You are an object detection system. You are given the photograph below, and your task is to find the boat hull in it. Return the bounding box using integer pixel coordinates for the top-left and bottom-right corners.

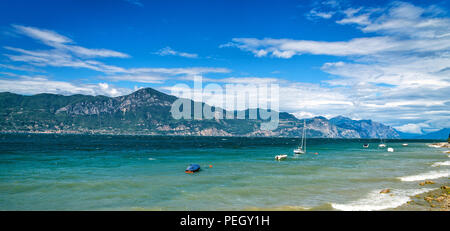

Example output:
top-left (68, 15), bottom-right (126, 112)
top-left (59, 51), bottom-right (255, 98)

top-left (275, 154), bottom-right (287, 160)
top-left (185, 164), bottom-right (200, 173)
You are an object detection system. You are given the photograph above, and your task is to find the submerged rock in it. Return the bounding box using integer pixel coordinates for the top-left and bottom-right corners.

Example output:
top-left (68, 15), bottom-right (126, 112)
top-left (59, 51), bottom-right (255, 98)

top-left (420, 180), bottom-right (435, 186)
top-left (380, 189), bottom-right (390, 194)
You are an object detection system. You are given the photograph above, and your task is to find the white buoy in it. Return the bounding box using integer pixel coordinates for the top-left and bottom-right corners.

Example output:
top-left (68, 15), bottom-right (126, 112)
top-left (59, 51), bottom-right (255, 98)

top-left (387, 147), bottom-right (394, 152)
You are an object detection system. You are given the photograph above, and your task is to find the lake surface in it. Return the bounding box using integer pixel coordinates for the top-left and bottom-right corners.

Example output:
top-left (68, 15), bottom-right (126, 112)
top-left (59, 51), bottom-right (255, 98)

top-left (0, 134), bottom-right (448, 210)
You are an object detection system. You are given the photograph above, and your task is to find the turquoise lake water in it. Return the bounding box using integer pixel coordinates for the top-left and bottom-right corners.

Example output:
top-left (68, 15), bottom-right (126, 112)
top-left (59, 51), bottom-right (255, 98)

top-left (0, 134), bottom-right (448, 210)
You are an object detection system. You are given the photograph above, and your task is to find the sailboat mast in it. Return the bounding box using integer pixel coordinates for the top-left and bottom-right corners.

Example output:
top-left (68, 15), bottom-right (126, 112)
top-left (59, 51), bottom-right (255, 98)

top-left (300, 120), bottom-right (304, 149)
top-left (303, 120), bottom-right (306, 153)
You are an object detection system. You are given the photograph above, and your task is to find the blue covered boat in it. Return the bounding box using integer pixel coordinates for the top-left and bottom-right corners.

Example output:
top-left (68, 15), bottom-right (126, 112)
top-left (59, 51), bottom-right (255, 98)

top-left (185, 164), bottom-right (200, 173)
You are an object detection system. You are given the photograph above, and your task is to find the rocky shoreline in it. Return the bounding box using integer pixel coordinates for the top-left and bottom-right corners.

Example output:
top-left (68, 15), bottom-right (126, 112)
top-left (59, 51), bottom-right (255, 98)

top-left (429, 142), bottom-right (450, 148)
top-left (394, 142), bottom-right (449, 211)
top-left (393, 184), bottom-right (450, 211)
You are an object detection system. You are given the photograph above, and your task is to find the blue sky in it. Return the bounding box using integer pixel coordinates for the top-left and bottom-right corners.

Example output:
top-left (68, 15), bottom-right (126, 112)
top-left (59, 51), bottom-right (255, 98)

top-left (0, 0), bottom-right (449, 133)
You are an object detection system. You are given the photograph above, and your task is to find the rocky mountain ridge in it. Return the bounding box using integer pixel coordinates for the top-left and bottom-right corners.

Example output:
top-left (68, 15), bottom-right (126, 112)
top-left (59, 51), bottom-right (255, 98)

top-left (0, 88), bottom-right (401, 138)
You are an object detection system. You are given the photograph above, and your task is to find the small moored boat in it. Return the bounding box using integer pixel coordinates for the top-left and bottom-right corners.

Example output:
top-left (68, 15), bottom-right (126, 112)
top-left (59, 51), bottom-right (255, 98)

top-left (185, 164), bottom-right (200, 173)
top-left (363, 143), bottom-right (369, 148)
top-left (275, 154), bottom-right (287, 161)
top-left (402, 143), bottom-right (408, 146)
top-left (387, 147), bottom-right (394, 152)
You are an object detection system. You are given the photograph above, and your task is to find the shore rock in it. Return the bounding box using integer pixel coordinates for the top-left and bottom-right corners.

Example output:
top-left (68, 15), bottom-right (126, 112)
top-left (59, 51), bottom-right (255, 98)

top-left (430, 143), bottom-right (450, 148)
top-left (395, 184), bottom-right (450, 211)
top-left (380, 189), bottom-right (390, 194)
top-left (420, 180), bottom-right (436, 186)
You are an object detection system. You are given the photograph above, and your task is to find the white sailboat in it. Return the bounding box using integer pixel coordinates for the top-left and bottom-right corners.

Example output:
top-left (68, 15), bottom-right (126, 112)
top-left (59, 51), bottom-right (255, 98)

top-left (378, 137), bottom-right (386, 148)
top-left (294, 120), bottom-right (307, 155)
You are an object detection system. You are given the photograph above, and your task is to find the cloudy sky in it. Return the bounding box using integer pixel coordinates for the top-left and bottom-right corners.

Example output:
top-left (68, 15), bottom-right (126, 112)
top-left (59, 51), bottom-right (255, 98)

top-left (0, 0), bottom-right (449, 134)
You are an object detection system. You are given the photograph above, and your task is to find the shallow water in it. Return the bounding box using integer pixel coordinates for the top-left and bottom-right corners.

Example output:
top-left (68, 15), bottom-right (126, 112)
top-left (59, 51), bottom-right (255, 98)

top-left (0, 134), bottom-right (448, 210)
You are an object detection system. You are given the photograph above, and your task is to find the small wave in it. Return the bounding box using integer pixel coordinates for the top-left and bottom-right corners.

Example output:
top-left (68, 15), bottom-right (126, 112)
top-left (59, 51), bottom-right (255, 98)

top-left (427, 144), bottom-right (442, 148)
top-left (331, 188), bottom-right (433, 211)
top-left (148, 158), bottom-right (156, 161)
top-left (398, 170), bottom-right (450, 182)
top-left (432, 161), bottom-right (450, 167)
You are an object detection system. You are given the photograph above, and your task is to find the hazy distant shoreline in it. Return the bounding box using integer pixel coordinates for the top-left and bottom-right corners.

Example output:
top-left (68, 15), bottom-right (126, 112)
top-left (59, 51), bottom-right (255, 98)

top-left (0, 131), bottom-right (446, 141)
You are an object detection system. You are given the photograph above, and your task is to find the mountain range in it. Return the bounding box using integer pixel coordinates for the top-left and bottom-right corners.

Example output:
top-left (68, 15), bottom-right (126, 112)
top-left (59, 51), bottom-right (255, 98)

top-left (0, 88), bottom-right (446, 139)
top-left (397, 128), bottom-right (450, 140)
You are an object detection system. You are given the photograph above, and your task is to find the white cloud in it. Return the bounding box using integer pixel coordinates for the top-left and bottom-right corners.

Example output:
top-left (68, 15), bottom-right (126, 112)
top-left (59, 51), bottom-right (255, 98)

top-left (0, 74), bottom-right (131, 97)
top-left (94, 67), bottom-right (230, 84)
top-left (307, 9), bottom-right (335, 19)
top-left (355, 2), bottom-right (450, 39)
top-left (66, 45), bottom-right (130, 58)
top-left (161, 76), bottom-right (354, 116)
top-left (13, 24), bottom-right (72, 44)
top-left (226, 37), bottom-right (397, 58)
top-left (154, 47), bottom-right (198, 58)
top-left (209, 77), bottom-right (280, 84)
top-left (336, 13), bottom-right (370, 25)
top-left (106, 74), bottom-right (166, 84)
top-left (4, 46), bottom-right (128, 73)
top-left (394, 123), bottom-right (427, 134)
top-left (226, 2), bottom-right (450, 58)
top-left (178, 76), bottom-right (282, 85)
top-left (0, 63), bottom-right (45, 72)
top-left (12, 25), bottom-right (130, 58)
top-left (4, 25), bottom-right (131, 74)
top-left (127, 67), bottom-right (230, 75)
top-left (227, 33), bottom-right (450, 58)
top-left (102, 67), bottom-right (230, 83)
top-left (222, 1), bottom-right (450, 132)
top-left (4, 25), bottom-right (229, 84)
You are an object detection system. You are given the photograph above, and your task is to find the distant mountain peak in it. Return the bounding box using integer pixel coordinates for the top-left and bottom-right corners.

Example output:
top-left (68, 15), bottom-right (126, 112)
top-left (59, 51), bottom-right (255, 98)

top-left (128, 87), bottom-right (166, 97)
top-left (121, 87), bottom-right (177, 103)
top-left (331, 115), bottom-right (351, 121)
